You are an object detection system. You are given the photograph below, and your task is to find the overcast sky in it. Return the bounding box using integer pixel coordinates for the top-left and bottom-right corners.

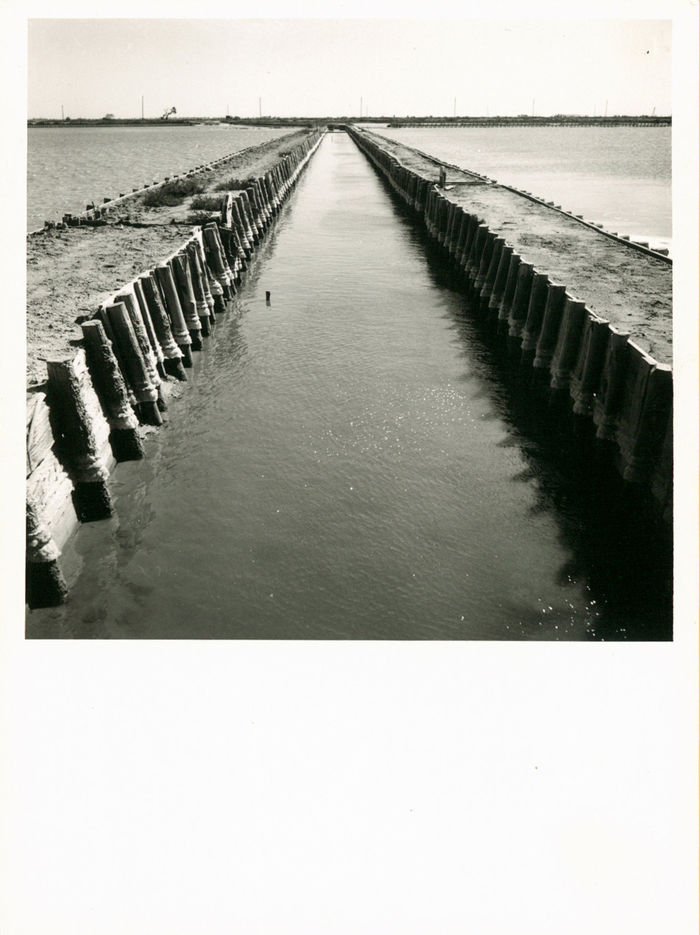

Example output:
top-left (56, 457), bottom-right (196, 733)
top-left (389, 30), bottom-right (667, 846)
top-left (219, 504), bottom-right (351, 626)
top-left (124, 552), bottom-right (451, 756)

top-left (27, 18), bottom-right (671, 119)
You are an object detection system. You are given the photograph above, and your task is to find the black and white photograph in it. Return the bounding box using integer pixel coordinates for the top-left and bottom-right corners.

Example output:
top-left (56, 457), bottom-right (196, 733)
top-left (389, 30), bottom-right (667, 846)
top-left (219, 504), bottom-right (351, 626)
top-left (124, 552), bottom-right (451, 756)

top-left (1, 0), bottom-right (697, 932)
top-left (21, 16), bottom-right (677, 641)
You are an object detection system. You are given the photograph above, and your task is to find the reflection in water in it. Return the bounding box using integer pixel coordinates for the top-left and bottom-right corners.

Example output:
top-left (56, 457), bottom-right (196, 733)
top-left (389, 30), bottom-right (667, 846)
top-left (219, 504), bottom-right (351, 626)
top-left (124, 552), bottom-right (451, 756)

top-left (27, 134), bottom-right (671, 640)
top-left (421, 234), bottom-right (671, 640)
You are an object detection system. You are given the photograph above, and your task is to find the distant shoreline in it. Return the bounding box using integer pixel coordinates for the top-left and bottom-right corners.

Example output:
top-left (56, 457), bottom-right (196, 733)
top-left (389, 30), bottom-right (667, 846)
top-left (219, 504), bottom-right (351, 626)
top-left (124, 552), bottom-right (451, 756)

top-left (28, 118), bottom-right (199, 127)
top-left (27, 118), bottom-right (316, 128)
top-left (387, 116), bottom-right (671, 128)
top-left (28, 115), bottom-right (671, 129)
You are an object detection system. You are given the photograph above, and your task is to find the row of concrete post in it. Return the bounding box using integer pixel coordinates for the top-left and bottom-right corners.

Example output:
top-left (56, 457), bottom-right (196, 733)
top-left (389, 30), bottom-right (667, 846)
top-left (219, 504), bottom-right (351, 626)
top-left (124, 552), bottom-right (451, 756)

top-left (26, 130), bottom-right (325, 609)
top-left (348, 127), bottom-right (672, 521)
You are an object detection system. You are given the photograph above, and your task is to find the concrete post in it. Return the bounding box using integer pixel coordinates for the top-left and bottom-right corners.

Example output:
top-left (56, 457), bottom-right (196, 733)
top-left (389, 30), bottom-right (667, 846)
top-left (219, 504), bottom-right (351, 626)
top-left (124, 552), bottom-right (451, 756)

top-left (132, 278), bottom-right (166, 379)
top-left (507, 262), bottom-right (535, 349)
top-left (496, 253), bottom-right (522, 332)
top-left (569, 315), bottom-right (611, 415)
top-left (46, 354), bottom-right (115, 520)
top-left (171, 254), bottom-right (206, 342)
top-left (104, 302), bottom-right (162, 426)
top-left (153, 264), bottom-right (194, 367)
top-left (615, 349), bottom-right (672, 483)
top-left (115, 289), bottom-right (166, 410)
top-left (533, 284), bottom-right (567, 372)
top-left (138, 273), bottom-right (188, 380)
top-left (81, 319), bottom-right (144, 461)
top-left (26, 493), bottom-right (69, 608)
top-left (520, 272), bottom-right (550, 364)
top-left (478, 238), bottom-right (505, 313)
top-left (592, 327), bottom-right (631, 441)
top-left (549, 297), bottom-right (587, 391)
top-left (473, 231), bottom-right (496, 293)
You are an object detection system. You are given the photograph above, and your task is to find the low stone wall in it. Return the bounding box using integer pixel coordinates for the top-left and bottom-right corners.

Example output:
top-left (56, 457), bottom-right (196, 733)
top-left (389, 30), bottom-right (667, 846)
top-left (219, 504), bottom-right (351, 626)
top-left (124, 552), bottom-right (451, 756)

top-left (348, 126), bottom-right (672, 523)
top-left (26, 130), bottom-right (325, 609)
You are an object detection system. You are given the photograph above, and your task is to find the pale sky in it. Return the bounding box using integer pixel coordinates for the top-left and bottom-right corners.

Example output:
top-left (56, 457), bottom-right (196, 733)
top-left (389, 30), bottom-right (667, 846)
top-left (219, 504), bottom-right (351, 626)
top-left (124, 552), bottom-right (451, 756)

top-left (27, 18), bottom-right (671, 119)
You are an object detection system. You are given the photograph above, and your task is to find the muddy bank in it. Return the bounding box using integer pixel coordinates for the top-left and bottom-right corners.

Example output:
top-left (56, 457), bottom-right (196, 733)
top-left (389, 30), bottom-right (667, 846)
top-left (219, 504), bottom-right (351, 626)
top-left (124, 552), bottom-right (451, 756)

top-left (365, 129), bottom-right (672, 365)
top-left (26, 129), bottom-right (312, 387)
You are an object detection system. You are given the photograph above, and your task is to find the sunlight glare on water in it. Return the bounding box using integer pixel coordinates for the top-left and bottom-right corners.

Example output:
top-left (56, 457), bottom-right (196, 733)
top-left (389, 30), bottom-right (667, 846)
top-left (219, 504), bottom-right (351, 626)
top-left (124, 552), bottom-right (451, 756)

top-left (27, 133), bottom-right (671, 640)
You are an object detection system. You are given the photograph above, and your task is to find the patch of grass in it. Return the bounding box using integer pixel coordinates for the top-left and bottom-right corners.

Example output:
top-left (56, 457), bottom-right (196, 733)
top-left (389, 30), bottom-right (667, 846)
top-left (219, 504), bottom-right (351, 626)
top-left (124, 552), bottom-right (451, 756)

top-left (143, 178), bottom-right (206, 208)
top-left (190, 194), bottom-right (224, 211)
top-left (188, 210), bottom-right (220, 226)
top-left (213, 176), bottom-right (251, 192)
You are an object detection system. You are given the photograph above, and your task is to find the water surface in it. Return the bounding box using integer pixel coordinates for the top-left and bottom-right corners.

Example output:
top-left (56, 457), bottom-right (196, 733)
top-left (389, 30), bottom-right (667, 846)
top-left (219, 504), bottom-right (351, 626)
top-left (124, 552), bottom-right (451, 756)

top-left (26, 134), bottom-right (671, 640)
top-left (378, 126), bottom-right (671, 249)
top-left (27, 124), bottom-right (295, 230)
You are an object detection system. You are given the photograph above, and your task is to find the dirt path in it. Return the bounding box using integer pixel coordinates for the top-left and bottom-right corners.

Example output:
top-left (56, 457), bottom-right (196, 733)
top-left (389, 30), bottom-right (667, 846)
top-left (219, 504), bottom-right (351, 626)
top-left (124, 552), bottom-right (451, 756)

top-left (26, 129), bottom-right (312, 387)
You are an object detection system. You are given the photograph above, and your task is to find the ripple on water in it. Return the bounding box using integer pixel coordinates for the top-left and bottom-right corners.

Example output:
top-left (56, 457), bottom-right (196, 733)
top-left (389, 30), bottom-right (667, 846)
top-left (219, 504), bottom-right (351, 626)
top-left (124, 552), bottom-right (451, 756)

top-left (26, 133), bottom-right (672, 640)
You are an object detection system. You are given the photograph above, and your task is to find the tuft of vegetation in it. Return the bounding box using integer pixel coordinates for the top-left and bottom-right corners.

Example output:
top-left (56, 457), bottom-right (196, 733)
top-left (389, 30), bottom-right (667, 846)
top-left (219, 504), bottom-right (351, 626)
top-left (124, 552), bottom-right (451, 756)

top-left (190, 194), bottom-right (224, 211)
top-left (213, 176), bottom-right (251, 192)
top-left (187, 210), bottom-right (220, 226)
top-left (143, 178), bottom-right (206, 208)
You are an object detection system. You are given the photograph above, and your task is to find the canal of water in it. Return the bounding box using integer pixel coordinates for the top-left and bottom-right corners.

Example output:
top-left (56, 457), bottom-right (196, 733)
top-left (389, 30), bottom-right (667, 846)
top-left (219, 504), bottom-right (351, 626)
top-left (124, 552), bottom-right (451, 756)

top-left (26, 133), bottom-right (672, 640)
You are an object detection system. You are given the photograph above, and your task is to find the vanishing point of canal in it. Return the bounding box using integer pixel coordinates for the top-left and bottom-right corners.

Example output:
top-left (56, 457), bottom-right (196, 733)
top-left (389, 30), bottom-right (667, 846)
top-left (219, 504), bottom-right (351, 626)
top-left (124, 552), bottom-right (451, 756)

top-left (27, 133), bottom-right (672, 640)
